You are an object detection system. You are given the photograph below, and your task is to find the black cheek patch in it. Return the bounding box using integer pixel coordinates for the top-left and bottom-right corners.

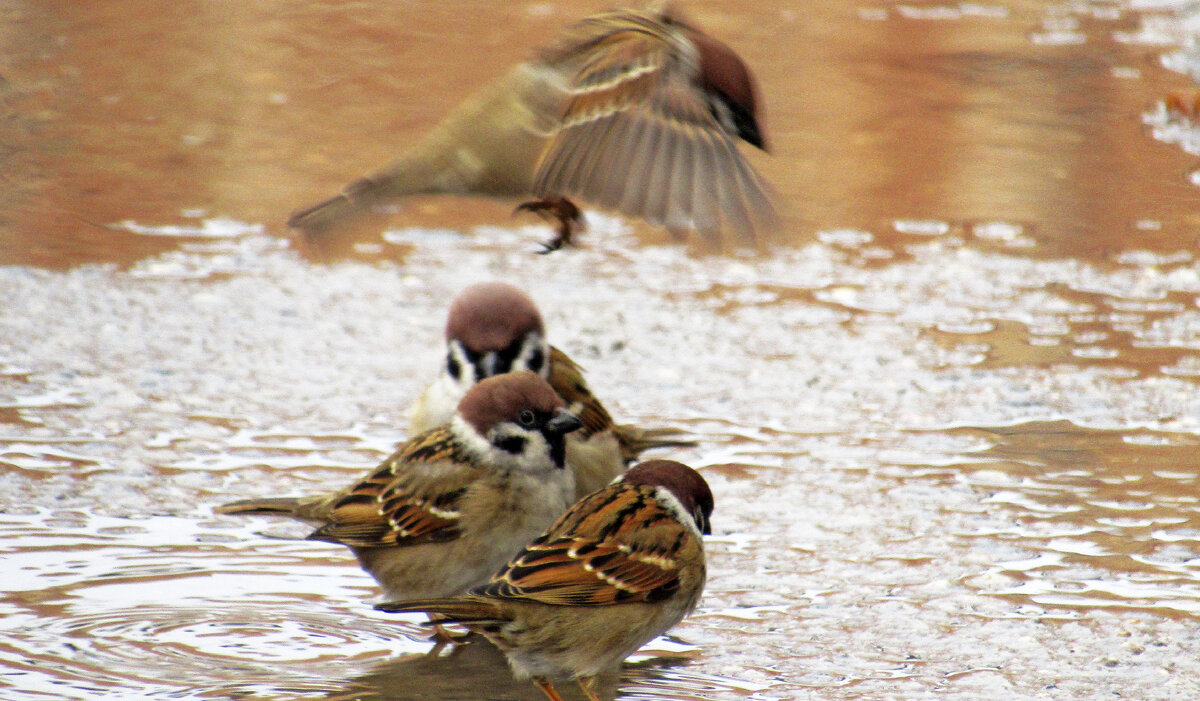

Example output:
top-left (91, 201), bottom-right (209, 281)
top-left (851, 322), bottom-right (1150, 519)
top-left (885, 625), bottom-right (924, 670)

top-left (460, 347), bottom-right (486, 382)
top-left (495, 435), bottom-right (527, 455)
top-left (446, 354), bottom-right (462, 380)
top-left (526, 347), bottom-right (545, 373)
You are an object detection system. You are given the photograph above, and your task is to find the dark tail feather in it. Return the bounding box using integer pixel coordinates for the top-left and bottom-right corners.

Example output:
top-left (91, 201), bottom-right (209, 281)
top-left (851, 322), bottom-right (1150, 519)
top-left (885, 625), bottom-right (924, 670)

top-left (375, 598), bottom-right (502, 623)
top-left (287, 174), bottom-right (393, 233)
top-left (214, 497), bottom-right (304, 516)
top-left (213, 495), bottom-right (335, 523)
top-left (613, 424), bottom-right (697, 463)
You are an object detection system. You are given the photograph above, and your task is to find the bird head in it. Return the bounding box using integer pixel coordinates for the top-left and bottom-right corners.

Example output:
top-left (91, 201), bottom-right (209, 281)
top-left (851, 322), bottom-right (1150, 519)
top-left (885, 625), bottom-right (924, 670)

top-left (453, 371), bottom-right (583, 473)
top-left (622, 459), bottom-right (714, 535)
top-left (443, 282), bottom-right (551, 396)
top-left (663, 10), bottom-right (768, 151)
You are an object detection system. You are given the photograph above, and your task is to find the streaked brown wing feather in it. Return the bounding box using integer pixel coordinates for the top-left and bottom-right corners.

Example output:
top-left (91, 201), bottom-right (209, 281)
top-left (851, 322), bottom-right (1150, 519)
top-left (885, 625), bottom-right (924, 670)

top-left (309, 428), bottom-right (480, 549)
top-left (549, 346), bottom-right (694, 462)
top-left (539, 11), bottom-right (673, 95)
top-left (689, 127), bottom-right (721, 236)
top-left (476, 485), bottom-right (687, 606)
top-left (560, 42), bottom-right (667, 126)
top-left (615, 115), bottom-right (656, 215)
top-left (533, 13), bottom-right (774, 244)
top-left (728, 138), bottom-right (780, 231)
top-left (548, 346), bottom-right (614, 438)
top-left (667, 124), bottom-right (696, 230)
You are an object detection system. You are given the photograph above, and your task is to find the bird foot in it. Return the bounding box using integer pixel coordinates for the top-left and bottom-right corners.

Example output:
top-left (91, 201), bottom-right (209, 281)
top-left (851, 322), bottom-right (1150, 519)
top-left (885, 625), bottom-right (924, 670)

top-left (425, 622), bottom-right (477, 656)
top-left (576, 675), bottom-right (603, 701)
top-left (514, 196), bottom-right (584, 254)
top-left (532, 677), bottom-right (568, 701)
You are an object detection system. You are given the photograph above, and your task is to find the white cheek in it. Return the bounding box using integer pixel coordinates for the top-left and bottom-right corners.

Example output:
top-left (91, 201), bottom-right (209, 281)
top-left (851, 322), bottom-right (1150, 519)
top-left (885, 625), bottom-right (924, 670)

top-left (451, 415), bottom-right (496, 461)
top-left (490, 426), bottom-right (557, 474)
top-left (653, 487), bottom-right (702, 540)
top-left (515, 431), bottom-right (555, 471)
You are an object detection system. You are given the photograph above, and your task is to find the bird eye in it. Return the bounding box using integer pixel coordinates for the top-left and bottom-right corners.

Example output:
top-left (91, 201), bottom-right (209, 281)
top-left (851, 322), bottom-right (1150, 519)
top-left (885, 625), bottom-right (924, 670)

top-left (518, 410), bottom-right (536, 427)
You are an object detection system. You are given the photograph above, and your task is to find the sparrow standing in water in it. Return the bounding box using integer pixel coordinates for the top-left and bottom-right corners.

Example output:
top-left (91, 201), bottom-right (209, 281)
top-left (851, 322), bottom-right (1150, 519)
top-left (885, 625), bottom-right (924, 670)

top-left (376, 459), bottom-right (714, 701)
top-left (216, 372), bottom-right (582, 602)
top-left (289, 8), bottom-right (774, 251)
top-left (409, 281), bottom-right (692, 499)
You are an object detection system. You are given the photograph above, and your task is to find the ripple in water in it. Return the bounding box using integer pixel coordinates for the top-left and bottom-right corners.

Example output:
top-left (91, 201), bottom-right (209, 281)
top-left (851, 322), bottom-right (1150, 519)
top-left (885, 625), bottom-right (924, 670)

top-left (157, 423), bottom-right (398, 474)
top-left (1, 506), bottom-right (767, 701)
top-left (0, 508), bottom-right (437, 700)
top-left (947, 421), bottom-right (1200, 617)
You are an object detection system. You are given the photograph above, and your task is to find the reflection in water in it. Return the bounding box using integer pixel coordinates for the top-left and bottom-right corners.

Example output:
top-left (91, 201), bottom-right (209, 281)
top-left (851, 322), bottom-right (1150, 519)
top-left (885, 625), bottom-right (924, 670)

top-left (949, 421), bottom-right (1200, 615)
top-left (0, 508), bottom-right (411, 698)
top-left (3, 225), bottom-right (1200, 696)
top-left (328, 640), bottom-right (620, 701)
top-left (927, 282), bottom-right (1200, 378)
top-left (3, 0), bottom-right (1199, 266)
top-left (4, 0), bottom-right (1200, 699)
top-left (0, 501), bottom-right (731, 700)
top-left (311, 638), bottom-right (756, 701)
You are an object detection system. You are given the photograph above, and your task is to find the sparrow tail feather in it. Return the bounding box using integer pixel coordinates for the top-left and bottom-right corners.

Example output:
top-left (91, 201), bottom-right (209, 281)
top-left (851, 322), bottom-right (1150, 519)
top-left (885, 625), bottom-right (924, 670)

top-left (613, 424), bottom-right (697, 462)
top-left (214, 495), bottom-right (333, 521)
top-left (214, 497), bottom-right (304, 515)
top-left (286, 173), bottom-right (396, 232)
top-left (375, 598), bottom-right (504, 623)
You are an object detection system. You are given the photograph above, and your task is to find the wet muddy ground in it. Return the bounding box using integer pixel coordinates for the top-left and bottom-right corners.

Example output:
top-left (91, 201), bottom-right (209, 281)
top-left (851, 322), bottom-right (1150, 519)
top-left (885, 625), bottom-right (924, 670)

top-left (3, 1), bottom-right (1200, 699)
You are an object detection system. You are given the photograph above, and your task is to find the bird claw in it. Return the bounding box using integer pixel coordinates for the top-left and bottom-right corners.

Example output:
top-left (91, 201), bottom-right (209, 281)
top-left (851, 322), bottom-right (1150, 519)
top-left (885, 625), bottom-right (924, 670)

top-left (425, 621), bottom-right (477, 656)
top-left (537, 237), bottom-right (565, 255)
top-left (515, 196), bottom-right (583, 254)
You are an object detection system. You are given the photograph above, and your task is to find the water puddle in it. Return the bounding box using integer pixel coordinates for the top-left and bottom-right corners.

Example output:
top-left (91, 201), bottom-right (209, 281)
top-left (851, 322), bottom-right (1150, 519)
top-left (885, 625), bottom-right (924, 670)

top-left (5, 0), bottom-right (1200, 699)
top-left (940, 421), bottom-right (1200, 616)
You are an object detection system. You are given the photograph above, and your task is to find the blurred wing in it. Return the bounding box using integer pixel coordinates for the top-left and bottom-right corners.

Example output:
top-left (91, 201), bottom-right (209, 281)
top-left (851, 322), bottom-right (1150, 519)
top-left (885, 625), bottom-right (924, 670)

top-left (534, 11), bottom-right (776, 245)
top-left (476, 484), bottom-right (688, 605)
top-left (548, 346), bottom-right (614, 439)
top-left (309, 428), bottom-right (480, 548)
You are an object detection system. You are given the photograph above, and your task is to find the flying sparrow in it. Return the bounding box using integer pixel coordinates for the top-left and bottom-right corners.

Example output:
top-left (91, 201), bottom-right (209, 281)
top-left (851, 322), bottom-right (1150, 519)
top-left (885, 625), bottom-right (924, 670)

top-left (408, 281), bottom-right (693, 499)
top-left (216, 371), bottom-right (583, 602)
top-left (288, 7), bottom-right (775, 252)
top-left (376, 459), bottom-right (713, 701)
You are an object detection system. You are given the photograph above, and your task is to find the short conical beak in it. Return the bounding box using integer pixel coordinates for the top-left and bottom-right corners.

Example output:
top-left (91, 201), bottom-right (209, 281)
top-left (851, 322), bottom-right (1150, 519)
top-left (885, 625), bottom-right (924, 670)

top-left (545, 409), bottom-right (583, 437)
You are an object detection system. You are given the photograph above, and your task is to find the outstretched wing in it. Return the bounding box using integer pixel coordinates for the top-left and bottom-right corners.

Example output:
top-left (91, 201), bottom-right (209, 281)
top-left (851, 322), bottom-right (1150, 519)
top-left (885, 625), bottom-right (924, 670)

top-left (533, 10), bottom-right (776, 245)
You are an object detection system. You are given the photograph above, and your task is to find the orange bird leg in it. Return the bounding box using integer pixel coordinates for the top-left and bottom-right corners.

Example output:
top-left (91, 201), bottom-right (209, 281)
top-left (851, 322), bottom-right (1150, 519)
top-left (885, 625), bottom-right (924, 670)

top-left (532, 677), bottom-right (568, 701)
top-left (576, 675), bottom-right (603, 701)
